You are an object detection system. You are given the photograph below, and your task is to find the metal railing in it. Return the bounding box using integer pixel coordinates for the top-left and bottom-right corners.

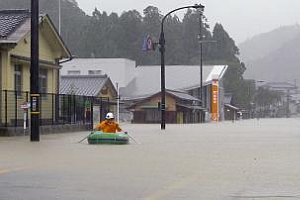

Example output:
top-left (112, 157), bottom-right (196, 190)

top-left (0, 90), bottom-right (110, 128)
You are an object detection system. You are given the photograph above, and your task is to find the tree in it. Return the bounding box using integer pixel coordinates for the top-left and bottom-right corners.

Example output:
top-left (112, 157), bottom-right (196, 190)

top-left (118, 10), bottom-right (143, 62)
top-left (1, 1), bottom-right (255, 109)
top-left (140, 6), bottom-right (162, 65)
top-left (163, 15), bottom-right (185, 64)
top-left (0, 0), bottom-right (90, 57)
top-left (212, 23), bottom-right (239, 61)
top-left (255, 87), bottom-right (282, 107)
top-left (210, 23), bottom-right (250, 108)
top-left (181, 9), bottom-right (211, 64)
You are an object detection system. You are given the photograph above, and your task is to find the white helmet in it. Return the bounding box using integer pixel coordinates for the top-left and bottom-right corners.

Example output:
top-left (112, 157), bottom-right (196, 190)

top-left (105, 112), bottom-right (114, 119)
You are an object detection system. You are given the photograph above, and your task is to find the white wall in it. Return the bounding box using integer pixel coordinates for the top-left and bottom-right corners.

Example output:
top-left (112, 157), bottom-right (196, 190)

top-left (61, 58), bottom-right (136, 88)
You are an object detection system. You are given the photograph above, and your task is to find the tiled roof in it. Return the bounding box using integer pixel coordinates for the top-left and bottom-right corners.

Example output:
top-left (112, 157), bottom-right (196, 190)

top-left (0, 9), bottom-right (30, 39)
top-left (128, 89), bottom-right (201, 108)
top-left (167, 90), bottom-right (200, 102)
top-left (59, 75), bottom-right (109, 96)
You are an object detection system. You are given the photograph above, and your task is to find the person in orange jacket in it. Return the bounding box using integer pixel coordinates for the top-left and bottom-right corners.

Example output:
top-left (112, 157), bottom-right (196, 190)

top-left (94, 112), bottom-right (122, 133)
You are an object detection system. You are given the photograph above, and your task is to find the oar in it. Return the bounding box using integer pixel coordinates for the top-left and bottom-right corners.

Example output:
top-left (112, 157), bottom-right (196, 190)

top-left (124, 132), bottom-right (139, 144)
top-left (78, 132), bottom-right (94, 143)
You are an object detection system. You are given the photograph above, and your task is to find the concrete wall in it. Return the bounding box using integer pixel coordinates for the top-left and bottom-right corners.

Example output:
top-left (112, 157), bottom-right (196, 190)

top-left (0, 124), bottom-right (91, 137)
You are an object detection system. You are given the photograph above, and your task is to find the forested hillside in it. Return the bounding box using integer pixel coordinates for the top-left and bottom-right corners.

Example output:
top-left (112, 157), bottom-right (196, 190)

top-left (239, 24), bottom-right (300, 85)
top-left (239, 24), bottom-right (300, 62)
top-left (0, 0), bottom-right (89, 56)
top-left (0, 0), bottom-right (251, 108)
top-left (246, 34), bottom-right (300, 83)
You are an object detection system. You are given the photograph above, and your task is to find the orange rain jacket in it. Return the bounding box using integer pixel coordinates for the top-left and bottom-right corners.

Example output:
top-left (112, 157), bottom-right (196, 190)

top-left (95, 120), bottom-right (122, 133)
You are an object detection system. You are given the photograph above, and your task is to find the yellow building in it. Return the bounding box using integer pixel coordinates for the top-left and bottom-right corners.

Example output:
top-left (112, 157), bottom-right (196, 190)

top-left (0, 9), bottom-right (71, 128)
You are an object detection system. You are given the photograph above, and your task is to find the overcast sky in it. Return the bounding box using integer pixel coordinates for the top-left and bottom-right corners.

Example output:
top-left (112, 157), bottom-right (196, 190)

top-left (75, 0), bottom-right (300, 43)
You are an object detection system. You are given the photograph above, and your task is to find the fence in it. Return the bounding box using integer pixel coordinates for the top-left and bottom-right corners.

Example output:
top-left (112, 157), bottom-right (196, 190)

top-left (0, 90), bottom-right (111, 128)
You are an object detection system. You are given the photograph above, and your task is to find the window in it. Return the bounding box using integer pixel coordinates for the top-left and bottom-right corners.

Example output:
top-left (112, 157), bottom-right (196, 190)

top-left (14, 64), bottom-right (22, 96)
top-left (88, 70), bottom-right (101, 75)
top-left (39, 68), bottom-right (47, 94)
top-left (67, 70), bottom-right (80, 75)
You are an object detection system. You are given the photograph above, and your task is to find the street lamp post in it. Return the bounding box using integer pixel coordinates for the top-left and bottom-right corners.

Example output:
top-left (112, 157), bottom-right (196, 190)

top-left (159, 4), bottom-right (204, 130)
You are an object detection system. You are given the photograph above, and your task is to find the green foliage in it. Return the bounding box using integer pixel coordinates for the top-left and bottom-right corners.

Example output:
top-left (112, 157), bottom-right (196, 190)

top-left (232, 79), bottom-right (256, 108)
top-left (255, 87), bottom-right (282, 107)
top-left (212, 24), bottom-right (239, 60)
top-left (208, 24), bottom-right (251, 108)
top-left (0, 0), bottom-right (89, 57)
top-left (1, 1), bottom-right (252, 107)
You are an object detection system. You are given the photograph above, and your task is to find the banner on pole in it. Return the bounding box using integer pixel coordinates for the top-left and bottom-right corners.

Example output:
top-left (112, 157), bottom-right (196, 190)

top-left (142, 35), bottom-right (155, 51)
top-left (211, 79), bottom-right (219, 121)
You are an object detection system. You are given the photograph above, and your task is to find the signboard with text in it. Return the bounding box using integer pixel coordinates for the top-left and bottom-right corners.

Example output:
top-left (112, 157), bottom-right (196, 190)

top-left (211, 79), bottom-right (219, 121)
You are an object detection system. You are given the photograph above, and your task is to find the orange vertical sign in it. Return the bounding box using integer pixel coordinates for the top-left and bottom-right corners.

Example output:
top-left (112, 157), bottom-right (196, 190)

top-left (211, 79), bottom-right (219, 121)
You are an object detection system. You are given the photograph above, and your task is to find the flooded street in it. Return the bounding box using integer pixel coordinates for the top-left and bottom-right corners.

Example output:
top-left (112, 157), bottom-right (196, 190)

top-left (1, 118), bottom-right (300, 199)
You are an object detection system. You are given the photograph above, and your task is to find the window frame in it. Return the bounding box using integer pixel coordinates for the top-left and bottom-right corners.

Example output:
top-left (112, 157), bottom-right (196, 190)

top-left (88, 70), bottom-right (102, 75)
top-left (67, 70), bottom-right (80, 75)
top-left (14, 64), bottom-right (22, 97)
top-left (39, 68), bottom-right (48, 95)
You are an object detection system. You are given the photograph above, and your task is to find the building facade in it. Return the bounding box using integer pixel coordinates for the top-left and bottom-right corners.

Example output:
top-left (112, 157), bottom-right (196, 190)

top-left (61, 60), bottom-right (229, 123)
top-left (0, 9), bottom-right (71, 132)
top-left (129, 90), bottom-right (203, 123)
top-left (60, 75), bottom-right (118, 124)
top-left (124, 65), bottom-right (228, 123)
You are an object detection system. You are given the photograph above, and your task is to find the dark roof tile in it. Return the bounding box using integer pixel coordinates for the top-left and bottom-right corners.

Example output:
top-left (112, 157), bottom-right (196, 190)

top-left (59, 75), bottom-right (109, 96)
top-left (0, 9), bottom-right (30, 38)
top-left (167, 90), bottom-right (200, 102)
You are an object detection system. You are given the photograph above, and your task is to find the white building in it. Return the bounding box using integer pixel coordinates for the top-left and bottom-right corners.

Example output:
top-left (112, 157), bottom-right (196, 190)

top-left (60, 59), bottom-right (229, 121)
top-left (60, 58), bottom-right (136, 88)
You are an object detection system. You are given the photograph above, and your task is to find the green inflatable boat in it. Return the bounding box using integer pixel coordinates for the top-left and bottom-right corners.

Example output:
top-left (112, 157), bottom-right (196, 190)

top-left (87, 131), bottom-right (129, 144)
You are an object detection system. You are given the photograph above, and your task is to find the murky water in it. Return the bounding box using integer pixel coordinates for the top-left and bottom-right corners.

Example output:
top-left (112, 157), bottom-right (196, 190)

top-left (1, 118), bottom-right (300, 199)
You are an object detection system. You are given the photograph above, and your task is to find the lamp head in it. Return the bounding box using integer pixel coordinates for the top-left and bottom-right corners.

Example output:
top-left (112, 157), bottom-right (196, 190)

top-left (193, 4), bottom-right (205, 10)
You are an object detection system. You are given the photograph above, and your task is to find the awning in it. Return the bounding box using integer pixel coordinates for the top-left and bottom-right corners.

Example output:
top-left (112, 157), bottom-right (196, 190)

top-left (11, 54), bottom-right (60, 69)
top-left (177, 103), bottom-right (205, 110)
top-left (224, 104), bottom-right (239, 110)
top-left (140, 105), bottom-right (159, 109)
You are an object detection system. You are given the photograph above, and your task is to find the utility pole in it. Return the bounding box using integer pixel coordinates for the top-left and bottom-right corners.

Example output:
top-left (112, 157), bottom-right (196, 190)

top-left (198, 6), bottom-right (204, 123)
top-left (116, 82), bottom-right (120, 123)
top-left (286, 89), bottom-right (290, 118)
top-left (199, 7), bottom-right (203, 105)
top-left (30, 0), bottom-right (40, 141)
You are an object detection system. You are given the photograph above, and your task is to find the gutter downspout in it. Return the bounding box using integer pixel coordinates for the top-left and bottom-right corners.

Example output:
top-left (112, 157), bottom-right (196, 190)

top-left (57, 55), bottom-right (73, 93)
top-left (54, 56), bottom-right (73, 123)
